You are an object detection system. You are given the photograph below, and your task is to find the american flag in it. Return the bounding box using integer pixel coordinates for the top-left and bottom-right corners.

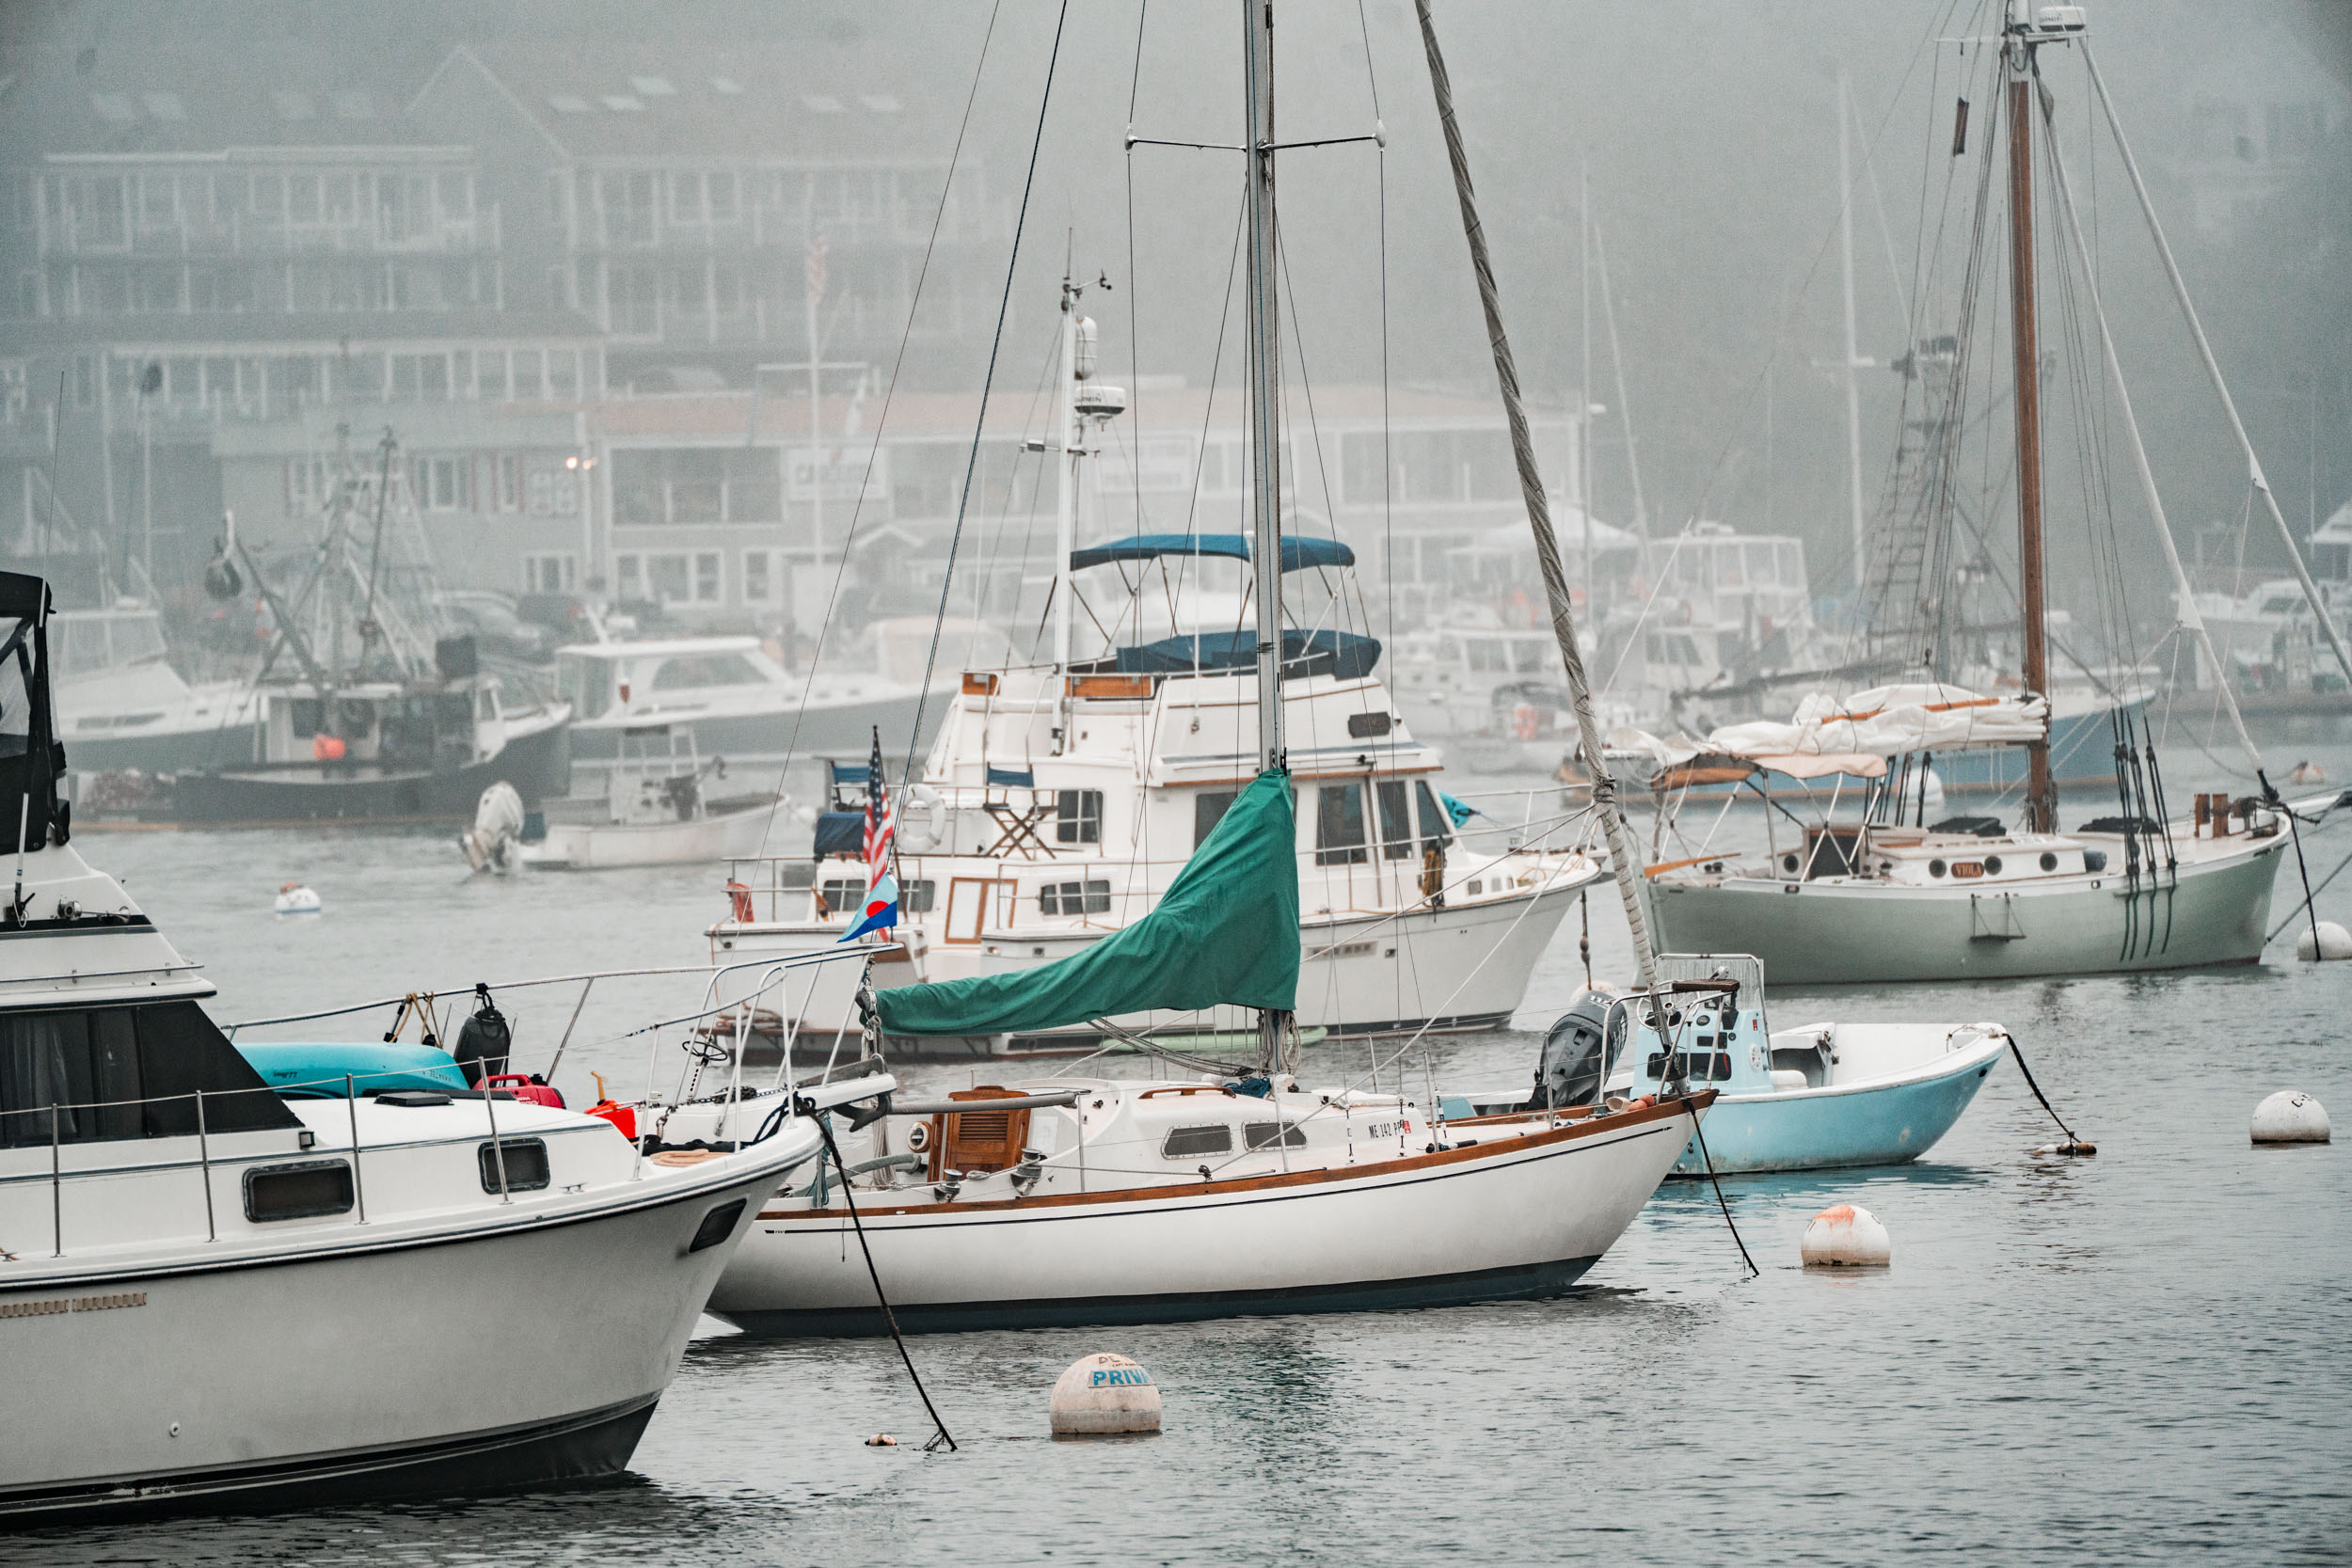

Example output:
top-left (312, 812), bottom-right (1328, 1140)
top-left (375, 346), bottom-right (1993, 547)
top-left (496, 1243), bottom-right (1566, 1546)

top-left (805, 235), bottom-right (828, 304)
top-left (862, 726), bottom-right (895, 889)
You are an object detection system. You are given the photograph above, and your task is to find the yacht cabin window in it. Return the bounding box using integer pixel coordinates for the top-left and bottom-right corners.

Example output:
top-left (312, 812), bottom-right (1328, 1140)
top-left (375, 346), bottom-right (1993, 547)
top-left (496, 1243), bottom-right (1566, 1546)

top-left (1193, 790), bottom-right (1237, 848)
top-left (1415, 780), bottom-right (1454, 849)
top-left (1316, 783), bottom-right (1369, 865)
top-left (1375, 780), bottom-right (1412, 860)
top-left (1039, 879), bottom-right (1110, 916)
top-left (0, 1001), bottom-right (302, 1148)
top-left (651, 653), bottom-right (761, 690)
top-left (556, 655), bottom-right (614, 720)
top-left (1056, 789), bottom-right (1103, 845)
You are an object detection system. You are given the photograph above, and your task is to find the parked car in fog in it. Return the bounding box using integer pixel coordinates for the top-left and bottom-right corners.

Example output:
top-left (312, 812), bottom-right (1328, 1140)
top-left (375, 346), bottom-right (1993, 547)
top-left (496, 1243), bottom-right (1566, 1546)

top-left (435, 591), bottom-right (558, 664)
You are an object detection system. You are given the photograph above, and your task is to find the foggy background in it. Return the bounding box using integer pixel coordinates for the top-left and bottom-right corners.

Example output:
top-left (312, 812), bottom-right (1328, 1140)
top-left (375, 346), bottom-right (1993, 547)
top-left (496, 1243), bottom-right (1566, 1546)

top-left (1, 0), bottom-right (2344, 646)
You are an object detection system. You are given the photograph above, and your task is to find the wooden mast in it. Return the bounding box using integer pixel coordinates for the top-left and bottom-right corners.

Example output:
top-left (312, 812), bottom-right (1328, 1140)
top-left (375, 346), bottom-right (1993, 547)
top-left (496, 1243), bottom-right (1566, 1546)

top-left (2005, 14), bottom-right (2055, 833)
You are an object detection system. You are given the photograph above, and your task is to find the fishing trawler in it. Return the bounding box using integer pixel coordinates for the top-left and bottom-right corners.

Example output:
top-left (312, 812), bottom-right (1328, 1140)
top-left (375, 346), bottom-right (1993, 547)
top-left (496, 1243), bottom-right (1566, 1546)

top-left (0, 568), bottom-right (819, 1522)
top-left (162, 429), bottom-right (569, 824)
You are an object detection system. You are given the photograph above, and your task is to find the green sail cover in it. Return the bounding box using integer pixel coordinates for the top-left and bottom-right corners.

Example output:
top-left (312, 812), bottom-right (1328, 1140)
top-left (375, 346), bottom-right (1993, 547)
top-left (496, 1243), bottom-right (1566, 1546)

top-left (873, 770), bottom-right (1298, 1037)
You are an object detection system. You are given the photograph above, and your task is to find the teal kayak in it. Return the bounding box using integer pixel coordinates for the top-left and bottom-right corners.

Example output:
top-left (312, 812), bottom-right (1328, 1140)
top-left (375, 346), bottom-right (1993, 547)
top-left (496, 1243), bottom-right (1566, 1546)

top-left (237, 1041), bottom-right (470, 1098)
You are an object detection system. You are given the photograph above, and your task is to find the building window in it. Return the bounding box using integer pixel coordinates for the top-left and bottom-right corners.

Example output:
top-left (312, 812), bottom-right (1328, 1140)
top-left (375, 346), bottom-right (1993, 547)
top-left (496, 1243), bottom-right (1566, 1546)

top-left (615, 553), bottom-right (644, 599)
top-left (495, 453), bottom-right (521, 512)
top-left (741, 548), bottom-right (786, 604)
top-left (1316, 783), bottom-right (1369, 865)
top-left (645, 553), bottom-right (691, 603)
top-left (413, 455), bottom-right (471, 512)
top-left (521, 553), bottom-right (577, 594)
top-left (286, 456), bottom-right (333, 516)
top-left (1056, 790), bottom-right (1104, 846)
top-left (72, 355), bottom-right (95, 409)
top-left (694, 551), bottom-right (722, 603)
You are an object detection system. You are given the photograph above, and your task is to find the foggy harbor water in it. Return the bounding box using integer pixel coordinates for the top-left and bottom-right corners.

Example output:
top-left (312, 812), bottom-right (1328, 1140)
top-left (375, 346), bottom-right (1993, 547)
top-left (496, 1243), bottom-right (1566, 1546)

top-left (8, 726), bottom-right (2349, 1566)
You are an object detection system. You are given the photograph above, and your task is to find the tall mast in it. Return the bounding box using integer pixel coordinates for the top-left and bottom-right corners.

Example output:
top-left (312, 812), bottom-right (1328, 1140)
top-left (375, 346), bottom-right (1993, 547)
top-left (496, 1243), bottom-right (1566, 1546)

top-left (1414, 0), bottom-right (1672, 1027)
top-left (2005, 5), bottom-right (2056, 833)
top-left (1241, 0), bottom-right (1288, 1070)
top-left (1579, 152), bottom-right (1593, 604)
top-left (1837, 69), bottom-right (1868, 595)
top-left (1050, 275), bottom-right (1082, 752)
top-left (1242, 0), bottom-right (1285, 779)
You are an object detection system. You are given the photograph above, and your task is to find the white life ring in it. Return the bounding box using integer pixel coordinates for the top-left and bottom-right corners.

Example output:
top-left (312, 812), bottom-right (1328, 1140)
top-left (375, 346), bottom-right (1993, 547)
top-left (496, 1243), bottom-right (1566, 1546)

top-left (898, 784), bottom-right (949, 851)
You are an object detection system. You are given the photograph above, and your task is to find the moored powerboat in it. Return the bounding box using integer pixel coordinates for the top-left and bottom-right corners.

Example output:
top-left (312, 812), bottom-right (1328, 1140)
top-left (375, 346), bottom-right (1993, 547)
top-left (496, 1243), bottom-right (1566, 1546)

top-left (0, 570), bottom-right (824, 1523)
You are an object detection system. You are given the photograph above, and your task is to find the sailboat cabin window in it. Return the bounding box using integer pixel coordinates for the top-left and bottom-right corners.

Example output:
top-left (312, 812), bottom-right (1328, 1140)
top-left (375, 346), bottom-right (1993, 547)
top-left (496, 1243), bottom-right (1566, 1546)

top-left (1194, 790), bottom-right (1237, 847)
top-left (1316, 783), bottom-right (1368, 865)
top-left (1056, 789), bottom-right (1103, 845)
top-left (1039, 879), bottom-right (1110, 916)
top-left (1162, 1124), bottom-right (1232, 1159)
top-left (1245, 1121), bottom-right (1306, 1150)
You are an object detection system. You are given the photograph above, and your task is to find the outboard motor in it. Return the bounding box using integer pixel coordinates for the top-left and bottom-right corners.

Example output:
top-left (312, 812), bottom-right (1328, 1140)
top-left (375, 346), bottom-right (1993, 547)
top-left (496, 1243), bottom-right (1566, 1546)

top-left (451, 983), bottom-right (512, 1087)
top-left (1528, 989), bottom-right (1623, 1110)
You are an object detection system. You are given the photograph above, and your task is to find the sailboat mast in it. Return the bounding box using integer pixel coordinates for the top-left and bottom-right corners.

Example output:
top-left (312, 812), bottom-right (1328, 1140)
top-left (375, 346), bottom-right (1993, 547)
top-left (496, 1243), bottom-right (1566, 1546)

top-left (1050, 277), bottom-right (1082, 752)
top-left (1242, 0), bottom-right (1285, 780)
top-left (1837, 70), bottom-right (1868, 596)
top-left (1240, 0), bottom-right (1291, 1074)
top-left (2005, 9), bottom-right (2056, 833)
top-left (1413, 0), bottom-right (1671, 1017)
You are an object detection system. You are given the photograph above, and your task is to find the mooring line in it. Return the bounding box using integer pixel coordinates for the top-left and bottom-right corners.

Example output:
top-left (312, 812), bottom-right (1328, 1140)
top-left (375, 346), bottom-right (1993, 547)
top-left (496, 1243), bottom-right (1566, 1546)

top-left (2006, 1034), bottom-right (2095, 1156)
top-left (804, 1104), bottom-right (957, 1452)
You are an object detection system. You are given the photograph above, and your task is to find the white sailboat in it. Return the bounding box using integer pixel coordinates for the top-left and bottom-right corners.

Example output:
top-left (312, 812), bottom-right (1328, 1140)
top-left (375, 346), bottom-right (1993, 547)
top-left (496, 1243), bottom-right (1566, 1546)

top-left (1638, 3), bottom-right (2342, 984)
top-left (0, 570), bottom-right (819, 1522)
top-left (694, 0), bottom-right (1714, 1334)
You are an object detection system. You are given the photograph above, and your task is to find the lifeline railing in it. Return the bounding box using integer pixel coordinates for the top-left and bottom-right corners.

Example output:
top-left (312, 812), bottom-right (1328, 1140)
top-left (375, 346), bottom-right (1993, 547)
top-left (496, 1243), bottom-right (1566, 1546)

top-left (4, 950), bottom-right (891, 1263)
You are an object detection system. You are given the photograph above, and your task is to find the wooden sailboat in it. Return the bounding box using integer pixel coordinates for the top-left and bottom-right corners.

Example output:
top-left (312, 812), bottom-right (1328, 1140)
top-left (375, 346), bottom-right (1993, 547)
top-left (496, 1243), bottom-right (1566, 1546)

top-left (1638, 2), bottom-right (2339, 983)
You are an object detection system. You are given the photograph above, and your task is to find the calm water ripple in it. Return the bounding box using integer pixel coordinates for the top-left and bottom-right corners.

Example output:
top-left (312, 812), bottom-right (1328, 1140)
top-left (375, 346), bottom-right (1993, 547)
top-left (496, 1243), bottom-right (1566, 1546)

top-left (10, 735), bottom-right (2350, 1564)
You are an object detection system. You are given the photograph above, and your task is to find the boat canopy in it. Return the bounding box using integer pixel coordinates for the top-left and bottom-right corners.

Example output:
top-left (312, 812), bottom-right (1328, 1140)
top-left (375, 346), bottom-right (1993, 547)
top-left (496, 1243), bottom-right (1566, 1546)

top-left (1613, 683), bottom-right (2049, 781)
top-left (872, 769), bottom-right (1299, 1037)
top-left (1071, 534), bottom-right (1354, 573)
top-left (1113, 628), bottom-right (1381, 680)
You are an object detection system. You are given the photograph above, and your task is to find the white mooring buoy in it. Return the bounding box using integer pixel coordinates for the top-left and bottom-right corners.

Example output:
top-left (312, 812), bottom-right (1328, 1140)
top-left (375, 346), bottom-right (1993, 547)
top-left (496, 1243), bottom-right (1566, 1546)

top-left (2250, 1090), bottom-right (2330, 1146)
top-left (1801, 1203), bottom-right (1891, 1268)
top-left (2294, 921), bottom-right (2352, 962)
top-left (1049, 1352), bottom-right (1162, 1436)
top-left (273, 882), bottom-right (322, 916)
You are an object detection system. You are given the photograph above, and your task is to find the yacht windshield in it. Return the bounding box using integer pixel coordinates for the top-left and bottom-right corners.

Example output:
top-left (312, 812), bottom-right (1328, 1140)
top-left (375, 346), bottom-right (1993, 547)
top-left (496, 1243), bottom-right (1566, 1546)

top-left (651, 653), bottom-right (762, 690)
top-left (556, 654), bottom-right (613, 720)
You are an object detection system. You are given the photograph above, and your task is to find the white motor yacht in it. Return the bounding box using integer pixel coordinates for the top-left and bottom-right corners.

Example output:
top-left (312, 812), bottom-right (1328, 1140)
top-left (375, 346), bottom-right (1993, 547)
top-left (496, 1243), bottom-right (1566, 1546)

top-left (0, 571), bottom-right (824, 1522)
top-left (555, 634), bottom-right (933, 775)
top-left (51, 603), bottom-right (262, 775)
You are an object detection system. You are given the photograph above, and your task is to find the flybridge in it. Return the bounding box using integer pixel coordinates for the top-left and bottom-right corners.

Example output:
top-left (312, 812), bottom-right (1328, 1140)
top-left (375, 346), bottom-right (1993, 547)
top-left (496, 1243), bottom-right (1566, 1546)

top-left (1070, 534), bottom-right (1355, 573)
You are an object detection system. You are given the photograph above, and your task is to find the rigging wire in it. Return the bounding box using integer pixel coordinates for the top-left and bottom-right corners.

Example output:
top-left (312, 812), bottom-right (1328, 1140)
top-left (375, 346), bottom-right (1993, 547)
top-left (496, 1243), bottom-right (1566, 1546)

top-left (752, 0), bottom-right (1006, 855)
top-left (900, 0), bottom-right (1074, 791)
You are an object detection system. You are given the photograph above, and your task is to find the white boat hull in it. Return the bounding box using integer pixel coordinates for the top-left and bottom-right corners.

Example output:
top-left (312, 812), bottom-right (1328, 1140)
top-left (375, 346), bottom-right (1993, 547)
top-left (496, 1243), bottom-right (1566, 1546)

top-left (523, 804), bottom-right (773, 870)
top-left (718, 874), bottom-right (1589, 1056)
top-left (708, 1096), bottom-right (1701, 1334)
top-left (1647, 836), bottom-right (2285, 983)
top-left (0, 1120), bottom-right (814, 1523)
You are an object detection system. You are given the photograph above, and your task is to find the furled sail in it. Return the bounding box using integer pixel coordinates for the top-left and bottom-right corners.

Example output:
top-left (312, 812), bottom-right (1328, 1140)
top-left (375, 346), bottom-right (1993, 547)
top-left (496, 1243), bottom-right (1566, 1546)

top-left (871, 771), bottom-right (1299, 1037)
top-left (1612, 683), bottom-right (2049, 781)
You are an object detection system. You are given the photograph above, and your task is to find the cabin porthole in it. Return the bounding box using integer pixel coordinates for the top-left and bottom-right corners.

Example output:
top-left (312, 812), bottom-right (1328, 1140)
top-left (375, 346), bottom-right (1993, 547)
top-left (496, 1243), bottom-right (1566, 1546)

top-left (1984, 856), bottom-right (2004, 876)
top-left (1928, 859), bottom-right (1947, 879)
top-left (2039, 851), bottom-right (2058, 872)
top-left (1782, 853), bottom-right (1799, 874)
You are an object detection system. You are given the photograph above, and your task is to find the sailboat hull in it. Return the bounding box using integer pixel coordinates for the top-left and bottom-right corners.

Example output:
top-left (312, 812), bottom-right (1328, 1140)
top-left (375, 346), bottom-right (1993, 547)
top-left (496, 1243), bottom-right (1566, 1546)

top-left (709, 1097), bottom-right (1698, 1336)
top-left (1647, 835), bottom-right (2284, 983)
